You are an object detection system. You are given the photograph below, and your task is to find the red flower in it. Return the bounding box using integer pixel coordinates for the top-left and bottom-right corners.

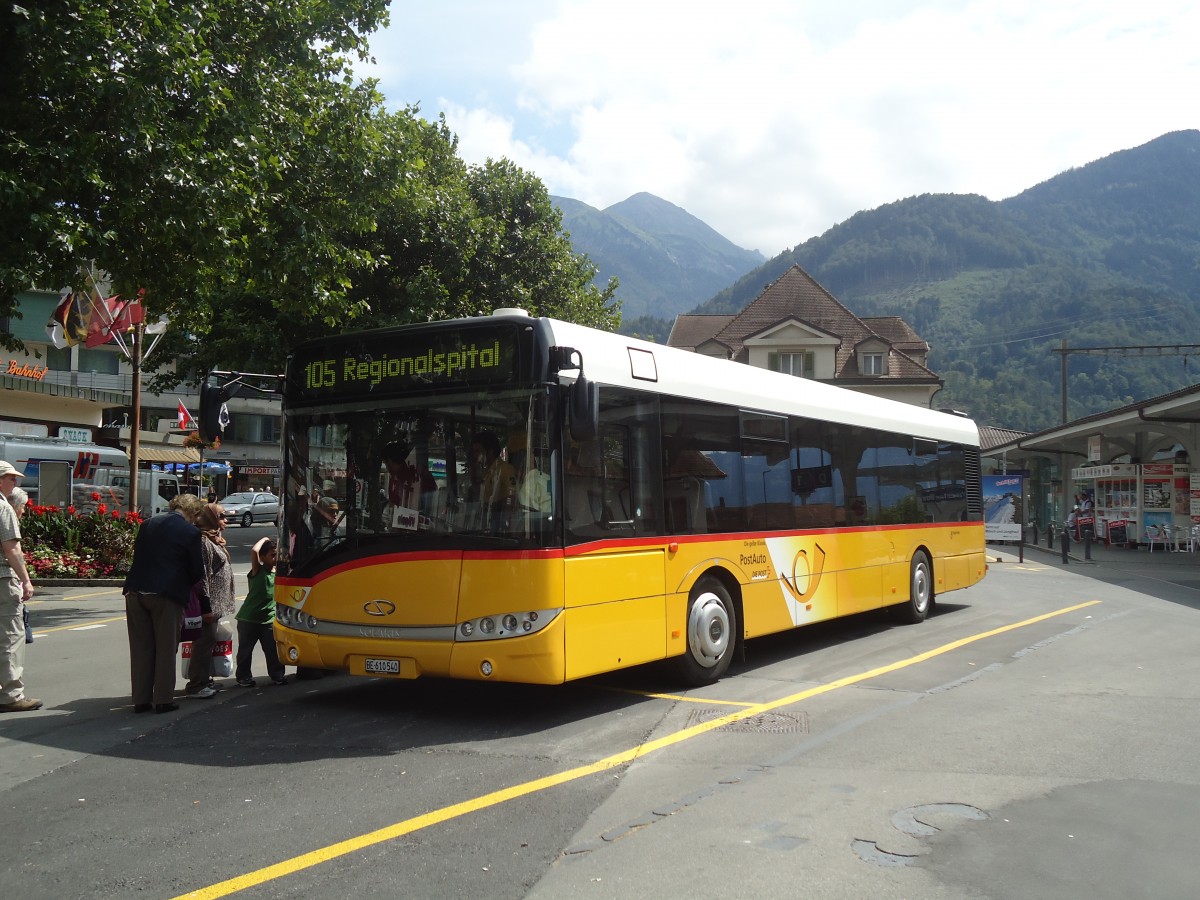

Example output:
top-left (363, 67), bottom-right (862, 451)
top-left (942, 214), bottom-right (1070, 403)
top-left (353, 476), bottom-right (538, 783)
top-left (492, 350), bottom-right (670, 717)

top-left (97, 504), bottom-right (108, 515)
top-left (67, 505), bottom-right (76, 515)
top-left (91, 492), bottom-right (101, 502)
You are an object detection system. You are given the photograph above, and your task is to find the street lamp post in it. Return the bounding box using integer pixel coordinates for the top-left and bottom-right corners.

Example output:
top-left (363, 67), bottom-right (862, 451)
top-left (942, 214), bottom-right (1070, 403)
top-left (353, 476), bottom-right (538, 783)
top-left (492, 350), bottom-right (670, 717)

top-left (129, 320), bottom-right (143, 514)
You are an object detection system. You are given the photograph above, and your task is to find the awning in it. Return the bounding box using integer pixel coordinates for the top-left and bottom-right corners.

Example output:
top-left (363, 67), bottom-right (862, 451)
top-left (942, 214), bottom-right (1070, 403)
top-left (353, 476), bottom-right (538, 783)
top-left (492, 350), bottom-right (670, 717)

top-left (132, 445), bottom-right (200, 464)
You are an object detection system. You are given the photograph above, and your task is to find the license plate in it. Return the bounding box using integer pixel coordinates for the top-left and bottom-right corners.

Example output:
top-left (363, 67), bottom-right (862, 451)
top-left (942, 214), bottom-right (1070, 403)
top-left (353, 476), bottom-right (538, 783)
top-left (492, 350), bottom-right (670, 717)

top-left (365, 657), bottom-right (401, 675)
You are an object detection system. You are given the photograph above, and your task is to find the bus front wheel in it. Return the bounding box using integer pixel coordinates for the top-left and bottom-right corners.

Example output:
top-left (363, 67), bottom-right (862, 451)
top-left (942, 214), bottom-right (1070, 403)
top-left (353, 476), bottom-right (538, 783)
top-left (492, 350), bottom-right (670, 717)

top-left (673, 577), bottom-right (737, 685)
top-left (896, 551), bottom-right (933, 623)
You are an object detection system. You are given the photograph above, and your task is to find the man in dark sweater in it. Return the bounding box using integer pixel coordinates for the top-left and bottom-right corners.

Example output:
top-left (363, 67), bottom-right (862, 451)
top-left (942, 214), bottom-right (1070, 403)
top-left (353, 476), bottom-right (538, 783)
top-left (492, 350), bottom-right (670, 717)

top-left (122, 500), bottom-right (210, 713)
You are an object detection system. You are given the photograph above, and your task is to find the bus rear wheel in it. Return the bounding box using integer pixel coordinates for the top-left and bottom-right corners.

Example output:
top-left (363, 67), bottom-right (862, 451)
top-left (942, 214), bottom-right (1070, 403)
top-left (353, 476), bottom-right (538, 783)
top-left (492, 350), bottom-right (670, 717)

top-left (673, 577), bottom-right (736, 685)
top-left (896, 551), bottom-right (933, 623)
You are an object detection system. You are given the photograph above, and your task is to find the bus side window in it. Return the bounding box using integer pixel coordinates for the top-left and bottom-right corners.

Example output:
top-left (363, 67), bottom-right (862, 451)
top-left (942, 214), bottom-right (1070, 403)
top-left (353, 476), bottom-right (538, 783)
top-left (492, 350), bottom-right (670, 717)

top-left (664, 475), bottom-right (706, 533)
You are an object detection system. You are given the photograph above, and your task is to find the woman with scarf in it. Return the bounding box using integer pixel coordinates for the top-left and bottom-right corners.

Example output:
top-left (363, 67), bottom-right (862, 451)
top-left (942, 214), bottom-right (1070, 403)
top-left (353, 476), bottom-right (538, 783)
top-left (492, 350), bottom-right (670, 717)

top-left (184, 503), bottom-right (236, 699)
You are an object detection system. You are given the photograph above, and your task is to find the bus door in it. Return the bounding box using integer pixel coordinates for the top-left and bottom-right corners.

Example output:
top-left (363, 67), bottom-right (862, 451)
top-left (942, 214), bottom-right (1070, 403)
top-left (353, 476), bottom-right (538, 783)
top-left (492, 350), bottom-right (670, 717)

top-left (563, 389), bottom-right (666, 680)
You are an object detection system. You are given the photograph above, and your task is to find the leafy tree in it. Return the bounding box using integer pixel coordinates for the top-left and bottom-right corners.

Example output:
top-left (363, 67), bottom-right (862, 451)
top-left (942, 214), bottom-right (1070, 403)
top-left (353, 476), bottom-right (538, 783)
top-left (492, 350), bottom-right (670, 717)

top-left (1, 0), bottom-right (391, 348)
top-left (4, 2), bottom-right (618, 383)
top-left (171, 112), bottom-right (619, 382)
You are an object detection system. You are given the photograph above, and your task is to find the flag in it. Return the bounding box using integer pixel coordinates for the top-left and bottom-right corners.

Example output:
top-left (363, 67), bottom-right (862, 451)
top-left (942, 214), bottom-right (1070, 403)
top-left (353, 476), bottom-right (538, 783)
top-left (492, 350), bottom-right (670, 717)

top-left (112, 299), bottom-right (146, 333)
top-left (90, 296), bottom-right (145, 346)
top-left (178, 400), bottom-right (197, 430)
top-left (46, 289), bottom-right (93, 349)
top-left (85, 295), bottom-right (127, 348)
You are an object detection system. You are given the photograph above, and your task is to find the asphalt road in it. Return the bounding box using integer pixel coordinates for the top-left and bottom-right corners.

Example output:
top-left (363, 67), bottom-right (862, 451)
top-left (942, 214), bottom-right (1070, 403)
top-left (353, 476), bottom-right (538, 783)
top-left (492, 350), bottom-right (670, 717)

top-left (3, 539), bottom-right (1200, 899)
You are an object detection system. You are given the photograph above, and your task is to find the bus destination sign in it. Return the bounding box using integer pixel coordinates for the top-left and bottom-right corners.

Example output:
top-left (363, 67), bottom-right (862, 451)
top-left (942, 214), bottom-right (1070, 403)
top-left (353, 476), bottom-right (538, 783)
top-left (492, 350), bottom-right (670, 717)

top-left (290, 326), bottom-right (518, 401)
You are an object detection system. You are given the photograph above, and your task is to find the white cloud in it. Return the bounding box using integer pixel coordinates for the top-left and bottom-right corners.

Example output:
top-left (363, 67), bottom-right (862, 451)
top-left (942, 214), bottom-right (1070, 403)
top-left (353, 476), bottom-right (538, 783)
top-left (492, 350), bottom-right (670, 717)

top-left (368, 0), bottom-right (1200, 256)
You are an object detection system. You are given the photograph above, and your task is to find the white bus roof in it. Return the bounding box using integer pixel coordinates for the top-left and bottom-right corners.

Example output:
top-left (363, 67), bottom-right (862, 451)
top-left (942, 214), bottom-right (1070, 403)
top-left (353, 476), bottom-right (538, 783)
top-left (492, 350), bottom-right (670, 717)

top-left (541, 317), bottom-right (978, 446)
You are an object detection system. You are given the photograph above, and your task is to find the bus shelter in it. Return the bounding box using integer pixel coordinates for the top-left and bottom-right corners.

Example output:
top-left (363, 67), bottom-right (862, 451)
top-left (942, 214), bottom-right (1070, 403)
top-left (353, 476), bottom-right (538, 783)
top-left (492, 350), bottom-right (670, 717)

top-left (983, 383), bottom-right (1200, 543)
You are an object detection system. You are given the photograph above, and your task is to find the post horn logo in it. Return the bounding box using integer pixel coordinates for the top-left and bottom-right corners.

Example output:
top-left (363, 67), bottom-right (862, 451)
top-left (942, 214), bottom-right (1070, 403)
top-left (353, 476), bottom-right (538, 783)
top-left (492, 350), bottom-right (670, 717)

top-left (780, 543), bottom-right (826, 607)
top-left (284, 586), bottom-right (310, 609)
top-left (363, 599), bottom-right (397, 617)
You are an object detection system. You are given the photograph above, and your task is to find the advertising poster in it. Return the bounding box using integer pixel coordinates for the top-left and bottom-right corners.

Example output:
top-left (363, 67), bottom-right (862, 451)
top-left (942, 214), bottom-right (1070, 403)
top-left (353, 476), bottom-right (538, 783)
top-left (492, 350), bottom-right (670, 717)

top-left (983, 474), bottom-right (1023, 541)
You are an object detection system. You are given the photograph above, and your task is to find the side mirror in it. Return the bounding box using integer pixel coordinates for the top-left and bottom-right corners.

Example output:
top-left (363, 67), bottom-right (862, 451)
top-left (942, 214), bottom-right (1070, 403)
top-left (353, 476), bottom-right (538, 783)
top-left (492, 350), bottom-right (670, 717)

top-left (199, 381), bottom-right (231, 443)
top-left (569, 374), bottom-right (598, 442)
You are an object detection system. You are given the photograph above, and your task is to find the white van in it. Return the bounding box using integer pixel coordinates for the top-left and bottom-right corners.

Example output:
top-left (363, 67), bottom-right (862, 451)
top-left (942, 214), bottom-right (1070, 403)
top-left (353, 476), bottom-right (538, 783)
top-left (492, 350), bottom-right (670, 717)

top-left (0, 434), bottom-right (180, 518)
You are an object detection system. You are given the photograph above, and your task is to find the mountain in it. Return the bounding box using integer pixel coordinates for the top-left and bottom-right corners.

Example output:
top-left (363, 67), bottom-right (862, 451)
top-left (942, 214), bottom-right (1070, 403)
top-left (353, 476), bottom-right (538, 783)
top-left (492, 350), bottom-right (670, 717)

top-left (553, 192), bottom-right (764, 324)
top-left (689, 130), bottom-right (1200, 432)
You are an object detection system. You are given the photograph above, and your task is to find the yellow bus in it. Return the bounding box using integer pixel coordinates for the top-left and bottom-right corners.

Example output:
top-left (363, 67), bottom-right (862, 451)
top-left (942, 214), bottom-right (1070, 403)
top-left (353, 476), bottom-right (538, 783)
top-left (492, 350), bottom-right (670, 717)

top-left (274, 309), bottom-right (986, 686)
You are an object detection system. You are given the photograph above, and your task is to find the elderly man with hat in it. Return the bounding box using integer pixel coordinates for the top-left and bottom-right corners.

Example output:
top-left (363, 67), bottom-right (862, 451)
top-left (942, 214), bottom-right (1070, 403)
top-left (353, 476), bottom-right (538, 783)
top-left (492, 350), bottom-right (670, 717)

top-left (0, 460), bottom-right (40, 712)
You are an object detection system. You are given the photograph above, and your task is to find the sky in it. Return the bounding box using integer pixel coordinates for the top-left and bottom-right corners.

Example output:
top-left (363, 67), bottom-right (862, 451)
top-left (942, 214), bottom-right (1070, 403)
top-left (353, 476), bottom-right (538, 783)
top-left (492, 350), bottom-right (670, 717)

top-left (364, 1), bottom-right (1199, 257)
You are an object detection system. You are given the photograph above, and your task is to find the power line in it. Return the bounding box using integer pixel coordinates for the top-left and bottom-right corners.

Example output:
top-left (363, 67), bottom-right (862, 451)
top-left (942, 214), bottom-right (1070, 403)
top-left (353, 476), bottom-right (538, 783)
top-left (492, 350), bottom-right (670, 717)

top-left (1053, 342), bottom-right (1200, 423)
top-left (956, 303), bottom-right (1180, 351)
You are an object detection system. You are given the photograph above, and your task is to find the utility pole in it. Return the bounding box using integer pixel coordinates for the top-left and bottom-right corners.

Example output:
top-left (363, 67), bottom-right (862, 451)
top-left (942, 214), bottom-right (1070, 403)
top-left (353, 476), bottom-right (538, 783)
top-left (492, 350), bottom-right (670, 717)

top-left (129, 322), bottom-right (142, 513)
top-left (1053, 343), bottom-right (1200, 424)
top-left (1060, 340), bottom-right (1068, 424)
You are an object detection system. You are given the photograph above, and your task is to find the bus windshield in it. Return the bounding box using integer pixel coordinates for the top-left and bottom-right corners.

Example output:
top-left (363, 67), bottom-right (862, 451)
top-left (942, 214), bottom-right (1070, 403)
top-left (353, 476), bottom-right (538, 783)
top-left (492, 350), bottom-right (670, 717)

top-left (281, 387), bottom-right (558, 570)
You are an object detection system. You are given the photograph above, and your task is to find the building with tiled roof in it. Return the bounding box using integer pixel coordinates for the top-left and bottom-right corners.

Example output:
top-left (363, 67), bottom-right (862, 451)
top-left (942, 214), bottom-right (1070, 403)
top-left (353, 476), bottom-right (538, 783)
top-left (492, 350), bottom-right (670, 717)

top-left (665, 314), bottom-right (736, 353)
top-left (667, 265), bottom-right (943, 407)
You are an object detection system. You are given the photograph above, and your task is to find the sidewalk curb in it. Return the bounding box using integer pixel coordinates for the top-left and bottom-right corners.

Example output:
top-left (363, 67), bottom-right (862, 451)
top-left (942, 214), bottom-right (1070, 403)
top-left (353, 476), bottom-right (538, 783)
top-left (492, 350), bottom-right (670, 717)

top-left (36, 578), bottom-right (126, 588)
top-left (989, 543), bottom-right (1098, 565)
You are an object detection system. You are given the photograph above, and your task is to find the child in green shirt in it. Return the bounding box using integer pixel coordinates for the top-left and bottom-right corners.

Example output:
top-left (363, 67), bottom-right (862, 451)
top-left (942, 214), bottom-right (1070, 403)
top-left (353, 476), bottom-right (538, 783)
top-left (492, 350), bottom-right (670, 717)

top-left (235, 537), bottom-right (286, 686)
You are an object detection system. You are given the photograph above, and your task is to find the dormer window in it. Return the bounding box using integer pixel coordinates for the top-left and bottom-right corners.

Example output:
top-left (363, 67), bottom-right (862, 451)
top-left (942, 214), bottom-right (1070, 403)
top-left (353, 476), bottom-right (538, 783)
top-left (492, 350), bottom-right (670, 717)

top-left (862, 352), bottom-right (885, 376)
top-left (770, 351), bottom-right (814, 378)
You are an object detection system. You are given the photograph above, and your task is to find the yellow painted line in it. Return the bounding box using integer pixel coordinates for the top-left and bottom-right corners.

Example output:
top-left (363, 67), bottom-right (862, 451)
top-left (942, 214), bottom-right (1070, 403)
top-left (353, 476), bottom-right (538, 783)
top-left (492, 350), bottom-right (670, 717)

top-left (55, 589), bottom-right (120, 602)
top-left (175, 599), bottom-right (1102, 900)
top-left (34, 615), bottom-right (129, 635)
top-left (603, 686), bottom-right (758, 707)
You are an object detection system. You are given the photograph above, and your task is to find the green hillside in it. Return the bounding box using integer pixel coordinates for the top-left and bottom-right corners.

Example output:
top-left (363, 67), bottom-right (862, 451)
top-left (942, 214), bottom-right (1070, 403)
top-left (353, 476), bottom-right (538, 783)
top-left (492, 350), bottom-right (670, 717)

top-left (693, 130), bottom-right (1200, 432)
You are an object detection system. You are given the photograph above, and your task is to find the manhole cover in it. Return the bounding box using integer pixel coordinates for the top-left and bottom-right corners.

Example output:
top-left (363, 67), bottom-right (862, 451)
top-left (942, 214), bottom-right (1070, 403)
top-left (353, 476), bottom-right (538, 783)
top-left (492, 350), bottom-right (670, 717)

top-left (686, 707), bottom-right (809, 734)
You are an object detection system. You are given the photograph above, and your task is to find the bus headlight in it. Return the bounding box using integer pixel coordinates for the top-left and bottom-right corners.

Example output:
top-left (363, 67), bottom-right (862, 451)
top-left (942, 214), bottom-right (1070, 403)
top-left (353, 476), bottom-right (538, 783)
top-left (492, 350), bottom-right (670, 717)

top-left (454, 608), bottom-right (561, 642)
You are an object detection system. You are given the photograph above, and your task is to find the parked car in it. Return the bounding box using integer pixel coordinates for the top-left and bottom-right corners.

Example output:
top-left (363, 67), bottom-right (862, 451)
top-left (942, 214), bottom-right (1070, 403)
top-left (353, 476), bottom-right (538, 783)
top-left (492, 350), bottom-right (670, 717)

top-left (221, 491), bottom-right (280, 527)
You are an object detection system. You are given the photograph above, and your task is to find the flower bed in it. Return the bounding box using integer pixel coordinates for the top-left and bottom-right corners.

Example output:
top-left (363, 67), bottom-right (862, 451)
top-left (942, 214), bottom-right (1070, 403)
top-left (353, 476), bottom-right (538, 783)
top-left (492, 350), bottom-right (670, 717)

top-left (21, 497), bottom-right (141, 579)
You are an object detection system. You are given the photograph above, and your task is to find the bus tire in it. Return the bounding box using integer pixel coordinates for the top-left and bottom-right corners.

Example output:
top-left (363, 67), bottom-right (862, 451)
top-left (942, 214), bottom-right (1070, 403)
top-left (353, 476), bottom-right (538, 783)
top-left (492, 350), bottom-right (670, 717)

top-left (896, 551), bottom-right (933, 623)
top-left (672, 577), bottom-right (737, 685)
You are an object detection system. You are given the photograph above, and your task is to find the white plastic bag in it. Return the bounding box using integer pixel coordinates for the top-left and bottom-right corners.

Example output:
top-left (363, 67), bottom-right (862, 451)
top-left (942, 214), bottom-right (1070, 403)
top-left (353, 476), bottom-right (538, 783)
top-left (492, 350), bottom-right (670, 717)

top-left (179, 616), bottom-right (235, 678)
top-left (212, 616), bottom-right (234, 677)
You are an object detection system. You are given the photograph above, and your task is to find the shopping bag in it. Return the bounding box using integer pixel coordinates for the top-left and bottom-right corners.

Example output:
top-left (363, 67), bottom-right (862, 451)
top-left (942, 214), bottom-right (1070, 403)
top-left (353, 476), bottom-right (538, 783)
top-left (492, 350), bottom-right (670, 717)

top-left (178, 616), bottom-right (236, 677)
top-left (180, 583), bottom-right (204, 642)
top-left (212, 616), bottom-right (234, 678)
top-left (180, 639), bottom-right (195, 678)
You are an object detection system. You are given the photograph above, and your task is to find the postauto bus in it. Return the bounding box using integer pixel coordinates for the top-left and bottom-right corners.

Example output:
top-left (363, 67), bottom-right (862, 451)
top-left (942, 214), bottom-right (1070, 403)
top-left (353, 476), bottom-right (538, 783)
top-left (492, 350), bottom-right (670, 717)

top-left (273, 309), bottom-right (985, 686)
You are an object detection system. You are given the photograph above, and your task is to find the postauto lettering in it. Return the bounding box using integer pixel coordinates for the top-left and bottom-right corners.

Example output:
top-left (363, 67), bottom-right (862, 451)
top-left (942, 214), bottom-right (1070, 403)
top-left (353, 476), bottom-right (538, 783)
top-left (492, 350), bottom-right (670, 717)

top-left (342, 340), bottom-right (503, 387)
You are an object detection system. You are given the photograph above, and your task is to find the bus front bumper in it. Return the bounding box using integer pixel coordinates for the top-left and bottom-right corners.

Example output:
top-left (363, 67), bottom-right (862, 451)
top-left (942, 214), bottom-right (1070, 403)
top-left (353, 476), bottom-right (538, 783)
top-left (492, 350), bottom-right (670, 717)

top-left (274, 613), bottom-right (566, 684)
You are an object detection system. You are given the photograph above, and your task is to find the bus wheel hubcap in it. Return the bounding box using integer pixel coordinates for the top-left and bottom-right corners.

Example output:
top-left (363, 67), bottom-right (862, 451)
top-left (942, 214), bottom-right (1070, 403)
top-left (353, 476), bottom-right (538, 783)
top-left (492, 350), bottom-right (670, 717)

top-left (913, 563), bottom-right (929, 612)
top-left (689, 592), bottom-right (730, 668)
